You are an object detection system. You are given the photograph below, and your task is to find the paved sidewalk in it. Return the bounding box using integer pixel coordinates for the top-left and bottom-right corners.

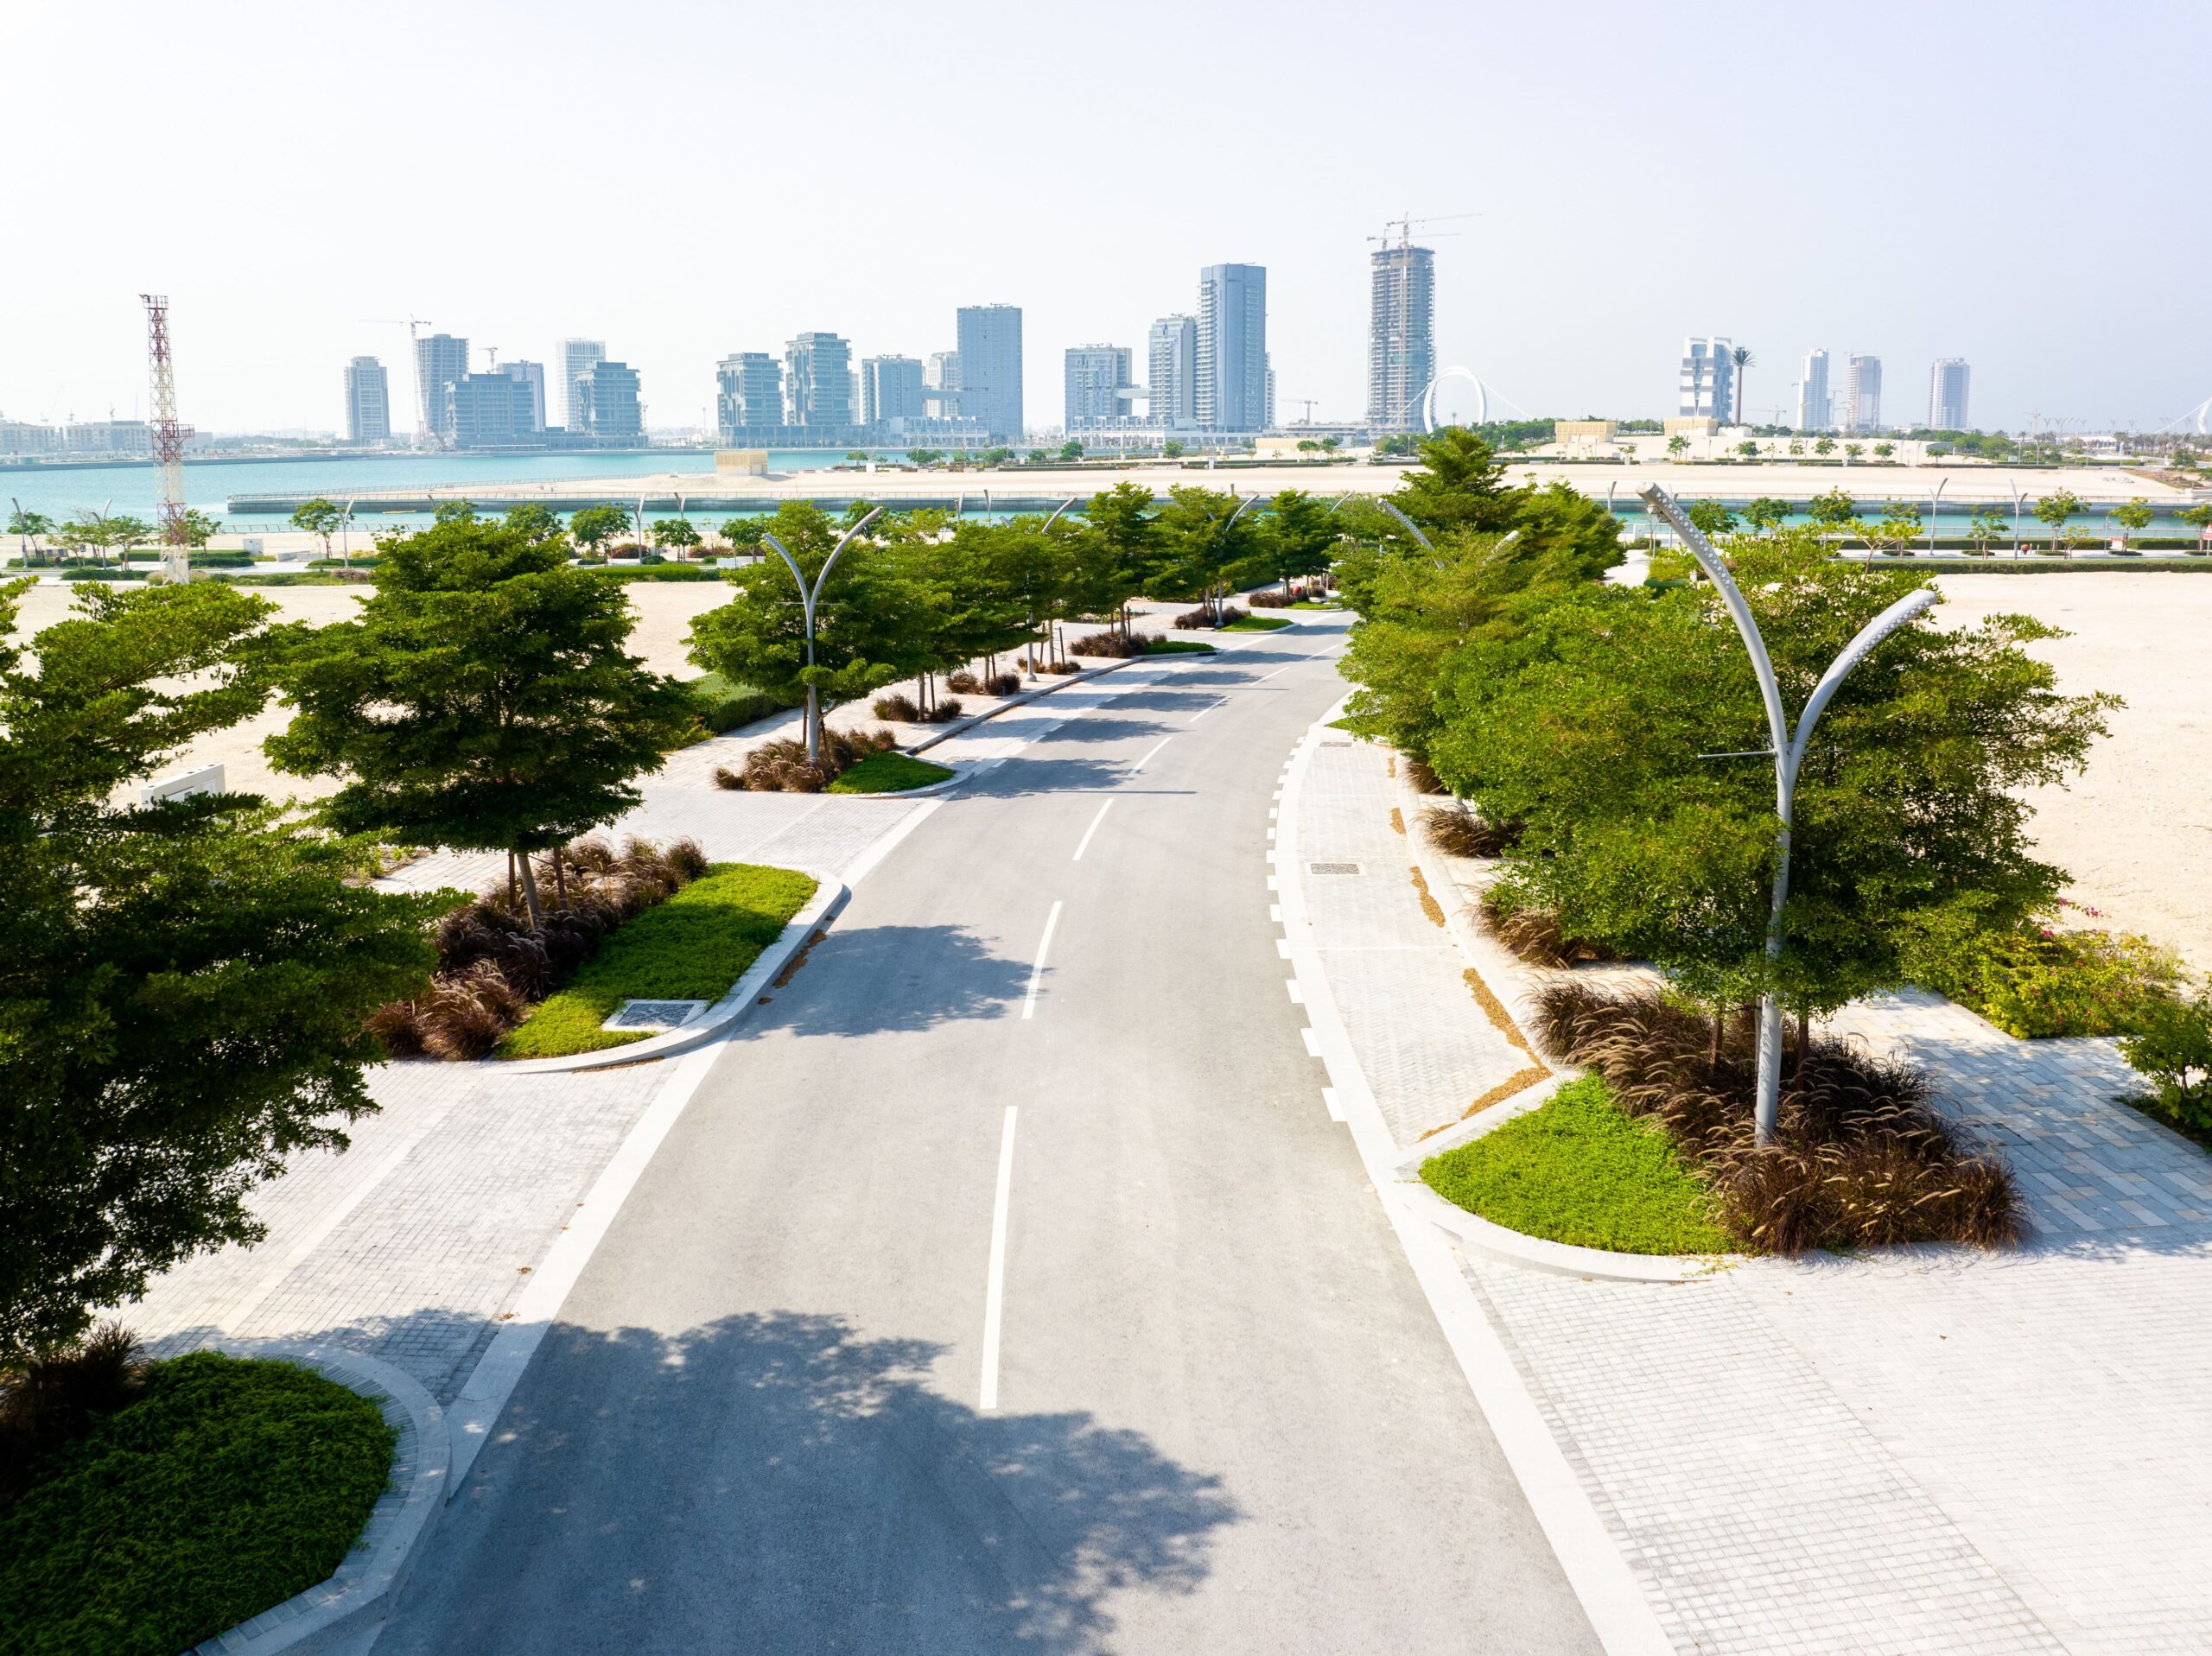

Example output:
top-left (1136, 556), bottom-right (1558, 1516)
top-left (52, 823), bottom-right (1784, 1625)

top-left (124, 658), bottom-right (1192, 1403)
top-left (1294, 733), bottom-right (2212, 1655)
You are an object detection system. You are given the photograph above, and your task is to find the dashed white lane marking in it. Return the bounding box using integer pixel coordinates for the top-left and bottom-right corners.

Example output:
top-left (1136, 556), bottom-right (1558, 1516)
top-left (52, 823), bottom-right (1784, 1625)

top-left (1321, 1086), bottom-right (1346, 1122)
top-left (1300, 1026), bottom-right (1321, 1056)
top-left (980, 1105), bottom-right (1018, 1412)
top-left (1131, 735), bottom-right (1176, 772)
top-left (1021, 900), bottom-right (1064, 1021)
top-left (1287, 980), bottom-right (1306, 1004)
top-left (1071, 798), bottom-right (1116, 861)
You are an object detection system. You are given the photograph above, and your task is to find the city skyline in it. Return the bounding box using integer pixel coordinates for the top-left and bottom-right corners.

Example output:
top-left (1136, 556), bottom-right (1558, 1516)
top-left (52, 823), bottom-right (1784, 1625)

top-left (3, 3), bottom-right (2205, 438)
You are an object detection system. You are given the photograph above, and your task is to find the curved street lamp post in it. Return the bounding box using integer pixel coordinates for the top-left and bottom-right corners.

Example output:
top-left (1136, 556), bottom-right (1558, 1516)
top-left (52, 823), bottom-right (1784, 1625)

top-left (758, 505), bottom-right (886, 765)
top-left (1641, 486), bottom-right (1936, 1144)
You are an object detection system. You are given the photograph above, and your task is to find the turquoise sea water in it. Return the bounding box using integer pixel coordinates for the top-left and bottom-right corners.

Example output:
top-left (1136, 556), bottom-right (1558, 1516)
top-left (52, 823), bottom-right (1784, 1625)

top-left (0, 448), bottom-right (855, 527)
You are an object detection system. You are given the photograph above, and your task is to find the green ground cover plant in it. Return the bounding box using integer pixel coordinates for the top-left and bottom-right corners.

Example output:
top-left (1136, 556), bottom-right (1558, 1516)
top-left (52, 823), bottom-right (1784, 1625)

top-left (1419, 1075), bottom-right (1733, 1254)
top-left (0, 1350), bottom-right (393, 1655)
top-left (494, 862), bottom-right (816, 1058)
top-left (683, 671), bottom-right (787, 736)
top-left (1141, 638), bottom-right (1217, 655)
top-left (2118, 990), bottom-right (2212, 1145)
top-left (1910, 915), bottom-right (2183, 1037)
top-left (826, 752), bottom-right (953, 794)
top-left (1221, 612), bottom-right (1292, 631)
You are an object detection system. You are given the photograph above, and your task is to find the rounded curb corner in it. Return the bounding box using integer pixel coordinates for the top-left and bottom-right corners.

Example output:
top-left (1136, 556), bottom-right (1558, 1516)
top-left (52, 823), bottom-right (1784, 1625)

top-left (493, 872), bottom-right (849, 1075)
top-left (189, 1341), bottom-right (447, 1655)
top-left (1397, 1179), bottom-right (1740, 1285)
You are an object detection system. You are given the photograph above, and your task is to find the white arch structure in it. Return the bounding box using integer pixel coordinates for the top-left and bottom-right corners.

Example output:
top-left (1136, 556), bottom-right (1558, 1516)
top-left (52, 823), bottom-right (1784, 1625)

top-left (2152, 393), bottom-right (2211, 436)
top-left (1419, 366), bottom-right (1488, 432)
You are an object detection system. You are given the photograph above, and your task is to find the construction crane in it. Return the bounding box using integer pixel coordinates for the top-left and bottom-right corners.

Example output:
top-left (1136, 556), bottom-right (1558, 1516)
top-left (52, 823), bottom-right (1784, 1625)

top-left (1288, 397), bottom-right (1319, 426)
top-left (140, 295), bottom-right (193, 581)
top-left (362, 316), bottom-right (435, 445)
top-left (1368, 213), bottom-right (1478, 432)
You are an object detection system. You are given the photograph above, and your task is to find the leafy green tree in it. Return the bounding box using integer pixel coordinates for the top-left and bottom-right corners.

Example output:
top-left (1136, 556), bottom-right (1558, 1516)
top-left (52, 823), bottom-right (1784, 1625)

top-left (1161, 441), bottom-right (1185, 459)
top-left (0, 577), bottom-right (442, 1358)
top-left (1787, 440), bottom-right (1805, 456)
top-left (1744, 498), bottom-right (1791, 535)
top-left (687, 503), bottom-right (927, 756)
top-left (1806, 488), bottom-right (1858, 531)
top-left (1666, 435), bottom-right (1690, 460)
top-left (652, 517), bottom-right (702, 557)
top-left (1239, 488), bottom-right (1338, 594)
top-left (1813, 437), bottom-right (1836, 457)
top-left (1865, 500), bottom-right (1924, 555)
top-left (2178, 503), bottom-right (2212, 548)
top-left (178, 509), bottom-right (222, 549)
top-left (1968, 505), bottom-right (2008, 553)
top-left (7, 507), bottom-right (53, 566)
top-left (2112, 498), bottom-right (2153, 549)
top-left (906, 448), bottom-right (944, 469)
top-left (291, 499), bottom-right (344, 562)
top-left (1058, 440), bottom-right (1084, 462)
top-left (432, 500), bottom-right (477, 525)
top-left (1686, 499), bottom-right (1738, 538)
top-left (1151, 486), bottom-right (1259, 622)
top-left (54, 513), bottom-right (111, 568)
top-left (1872, 441), bottom-right (1895, 459)
top-left (1736, 440), bottom-right (1758, 459)
top-left (845, 451), bottom-right (868, 464)
top-left (264, 518), bottom-right (694, 930)
top-left (1066, 481), bottom-right (1160, 632)
top-left (1423, 535), bottom-right (2114, 1023)
top-left (2033, 487), bottom-right (2086, 555)
top-left (1321, 436), bottom-right (1341, 452)
top-left (1843, 442), bottom-right (1864, 460)
top-left (501, 503), bottom-right (563, 544)
top-left (569, 504), bottom-right (628, 559)
top-left (107, 517), bottom-right (155, 569)
top-left (720, 517), bottom-right (765, 549)
top-left (1729, 346), bottom-right (1755, 423)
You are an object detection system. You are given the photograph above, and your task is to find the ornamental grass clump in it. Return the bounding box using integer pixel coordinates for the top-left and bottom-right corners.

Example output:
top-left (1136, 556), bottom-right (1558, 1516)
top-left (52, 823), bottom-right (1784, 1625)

top-left (371, 834), bottom-right (710, 1060)
top-left (1069, 629), bottom-right (1147, 658)
top-left (1530, 980), bottom-right (2023, 1253)
top-left (715, 726), bottom-right (897, 793)
top-left (0, 1323), bottom-right (146, 1501)
top-left (1422, 804), bottom-right (1522, 860)
top-left (1479, 888), bottom-right (1622, 968)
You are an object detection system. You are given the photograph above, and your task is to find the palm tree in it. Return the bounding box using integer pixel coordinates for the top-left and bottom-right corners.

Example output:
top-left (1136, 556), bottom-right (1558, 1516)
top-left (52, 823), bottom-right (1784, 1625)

top-left (1729, 346), bottom-right (1757, 426)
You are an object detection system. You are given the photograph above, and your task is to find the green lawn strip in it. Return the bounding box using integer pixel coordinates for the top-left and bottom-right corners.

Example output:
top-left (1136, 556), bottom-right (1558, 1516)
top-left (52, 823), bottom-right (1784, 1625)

top-left (1223, 612), bottom-right (1293, 631)
top-left (1288, 600), bottom-right (1341, 610)
top-left (494, 862), bottom-right (817, 1059)
top-left (827, 752), bottom-right (953, 794)
top-left (1419, 1075), bottom-right (1734, 1255)
top-left (0, 1352), bottom-right (394, 1656)
top-left (1141, 638), bottom-right (1217, 655)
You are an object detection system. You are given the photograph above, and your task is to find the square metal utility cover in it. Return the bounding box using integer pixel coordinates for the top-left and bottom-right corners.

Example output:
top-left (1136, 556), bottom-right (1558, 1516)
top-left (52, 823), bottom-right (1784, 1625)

top-left (1308, 861), bottom-right (1363, 875)
top-left (602, 999), bottom-right (709, 1032)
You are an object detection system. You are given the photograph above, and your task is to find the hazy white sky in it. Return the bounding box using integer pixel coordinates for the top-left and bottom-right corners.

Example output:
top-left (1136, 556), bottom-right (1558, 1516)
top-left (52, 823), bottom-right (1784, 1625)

top-left (4, 0), bottom-right (2206, 437)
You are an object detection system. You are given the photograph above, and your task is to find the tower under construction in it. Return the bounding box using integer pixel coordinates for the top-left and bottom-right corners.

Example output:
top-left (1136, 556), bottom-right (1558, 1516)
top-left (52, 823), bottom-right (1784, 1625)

top-left (1367, 241), bottom-right (1436, 435)
top-left (141, 294), bottom-right (192, 580)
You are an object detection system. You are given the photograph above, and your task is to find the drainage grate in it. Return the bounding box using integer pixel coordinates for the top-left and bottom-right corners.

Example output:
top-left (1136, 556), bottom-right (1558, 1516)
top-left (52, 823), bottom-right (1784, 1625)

top-left (1308, 860), bottom-right (1363, 875)
top-left (602, 999), bottom-right (709, 1031)
top-left (1319, 739), bottom-right (1352, 747)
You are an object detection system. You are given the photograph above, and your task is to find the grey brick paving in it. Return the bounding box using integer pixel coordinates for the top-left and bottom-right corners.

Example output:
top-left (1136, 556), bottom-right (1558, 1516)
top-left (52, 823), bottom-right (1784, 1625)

top-left (1294, 728), bottom-right (2212, 1654)
top-left (1299, 739), bottom-right (1534, 1147)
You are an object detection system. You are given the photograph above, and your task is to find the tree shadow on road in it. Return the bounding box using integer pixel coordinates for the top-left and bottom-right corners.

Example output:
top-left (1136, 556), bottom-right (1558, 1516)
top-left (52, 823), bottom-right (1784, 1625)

top-left (747, 922), bottom-right (1033, 1037)
top-left (383, 1310), bottom-right (1242, 1655)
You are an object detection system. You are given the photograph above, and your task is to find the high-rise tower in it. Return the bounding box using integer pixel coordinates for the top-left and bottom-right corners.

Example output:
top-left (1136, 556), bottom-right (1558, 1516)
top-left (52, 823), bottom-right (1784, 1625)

top-left (1196, 264), bottom-right (1267, 431)
top-left (1368, 243), bottom-right (1435, 434)
top-left (956, 305), bottom-right (1024, 441)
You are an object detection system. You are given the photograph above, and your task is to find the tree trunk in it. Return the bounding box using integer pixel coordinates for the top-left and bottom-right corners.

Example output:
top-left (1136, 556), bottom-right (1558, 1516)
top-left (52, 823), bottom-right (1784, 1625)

top-left (552, 851), bottom-right (567, 910)
top-left (1794, 1008), bottom-right (1810, 1072)
top-left (507, 850), bottom-right (518, 911)
top-left (516, 851), bottom-right (544, 933)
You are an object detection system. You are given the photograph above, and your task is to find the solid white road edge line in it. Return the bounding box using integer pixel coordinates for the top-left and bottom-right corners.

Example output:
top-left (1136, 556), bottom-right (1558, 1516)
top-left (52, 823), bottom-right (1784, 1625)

top-left (1071, 798), bottom-right (1116, 861)
top-left (1275, 709), bottom-right (1671, 1656)
top-left (1021, 899), bottom-right (1064, 1020)
top-left (1130, 734), bottom-right (1175, 772)
top-left (980, 1105), bottom-right (1019, 1412)
top-left (445, 1037), bottom-right (724, 1497)
top-left (842, 797), bottom-right (945, 886)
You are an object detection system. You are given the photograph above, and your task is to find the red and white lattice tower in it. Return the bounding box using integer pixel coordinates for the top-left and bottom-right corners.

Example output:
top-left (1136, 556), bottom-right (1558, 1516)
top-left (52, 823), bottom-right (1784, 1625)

top-left (141, 294), bottom-right (194, 581)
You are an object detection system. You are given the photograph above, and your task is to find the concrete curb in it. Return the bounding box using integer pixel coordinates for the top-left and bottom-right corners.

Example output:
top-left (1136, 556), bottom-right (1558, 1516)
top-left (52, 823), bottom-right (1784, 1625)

top-left (1274, 705), bottom-right (1673, 1656)
top-left (828, 761), bottom-right (969, 800)
top-left (906, 654), bottom-right (1158, 754)
top-left (1399, 1180), bottom-right (1734, 1284)
top-left (190, 1343), bottom-right (446, 1656)
top-left (493, 874), bottom-right (847, 1075)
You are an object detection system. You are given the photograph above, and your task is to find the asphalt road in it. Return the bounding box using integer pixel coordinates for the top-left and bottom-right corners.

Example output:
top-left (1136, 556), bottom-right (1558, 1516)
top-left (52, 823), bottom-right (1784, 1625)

top-left (376, 620), bottom-right (1601, 1655)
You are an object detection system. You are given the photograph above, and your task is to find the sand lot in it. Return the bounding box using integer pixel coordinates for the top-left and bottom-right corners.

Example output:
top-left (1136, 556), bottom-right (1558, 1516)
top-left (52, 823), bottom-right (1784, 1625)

top-left (11, 570), bottom-right (2208, 969)
top-left (5, 579), bottom-right (734, 806)
top-left (1933, 573), bottom-right (2212, 971)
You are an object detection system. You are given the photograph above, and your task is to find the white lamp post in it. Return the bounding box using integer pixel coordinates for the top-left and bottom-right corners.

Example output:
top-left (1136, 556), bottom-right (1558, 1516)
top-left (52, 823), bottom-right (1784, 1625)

top-left (758, 505), bottom-right (886, 765)
top-left (1641, 485), bottom-right (1937, 1143)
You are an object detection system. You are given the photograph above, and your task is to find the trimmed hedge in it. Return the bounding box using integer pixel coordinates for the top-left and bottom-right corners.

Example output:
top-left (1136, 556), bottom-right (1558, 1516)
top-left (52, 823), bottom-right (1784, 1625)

top-left (0, 1352), bottom-right (394, 1656)
top-left (494, 862), bottom-right (816, 1058)
top-left (1222, 612), bottom-right (1293, 631)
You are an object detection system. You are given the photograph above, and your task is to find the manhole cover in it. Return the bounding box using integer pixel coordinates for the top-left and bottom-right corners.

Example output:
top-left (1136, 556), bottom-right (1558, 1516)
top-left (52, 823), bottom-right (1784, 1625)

top-left (602, 999), bottom-right (709, 1031)
top-left (1308, 860), bottom-right (1363, 875)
